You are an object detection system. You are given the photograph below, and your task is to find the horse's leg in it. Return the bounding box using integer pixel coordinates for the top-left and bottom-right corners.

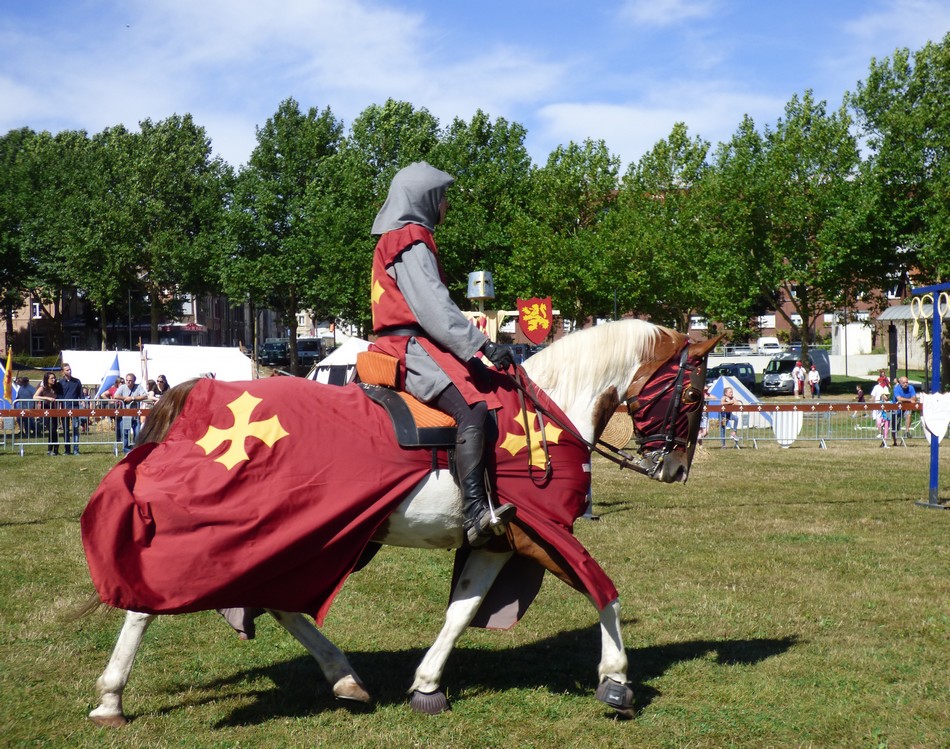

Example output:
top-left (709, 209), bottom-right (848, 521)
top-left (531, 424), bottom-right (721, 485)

top-left (266, 610), bottom-right (370, 704)
top-left (408, 548), bottom-right (513, 714)
top-left (508, 525), bottom-right (634, 717)
top-left (592, 597), bottom-right (635, 718)
top-left (89, 610), bottom-right (156, 727)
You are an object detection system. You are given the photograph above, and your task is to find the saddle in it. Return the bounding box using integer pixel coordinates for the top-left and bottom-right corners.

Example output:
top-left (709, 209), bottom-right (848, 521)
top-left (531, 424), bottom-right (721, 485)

top-left (355, 351), bottom-right (458, 448)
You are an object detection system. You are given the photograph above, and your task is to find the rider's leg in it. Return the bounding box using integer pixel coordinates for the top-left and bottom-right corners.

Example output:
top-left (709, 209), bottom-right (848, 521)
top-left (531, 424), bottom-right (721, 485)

top-left (434, 385), bottom-right (515, 547)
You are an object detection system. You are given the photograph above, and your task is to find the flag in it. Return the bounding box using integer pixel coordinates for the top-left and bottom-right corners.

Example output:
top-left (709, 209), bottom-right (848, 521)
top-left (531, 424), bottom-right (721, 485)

top-left (2, 346), bottom-right (14, 406)
top-left (516, 296), bottom-right (553, 345)
top-left (94, 354), bottom-right (122, 398)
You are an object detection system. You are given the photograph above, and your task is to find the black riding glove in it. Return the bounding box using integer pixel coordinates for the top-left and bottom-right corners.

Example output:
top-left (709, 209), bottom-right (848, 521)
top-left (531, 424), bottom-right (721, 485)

top-left (481, 341), bottom-right (514, 371)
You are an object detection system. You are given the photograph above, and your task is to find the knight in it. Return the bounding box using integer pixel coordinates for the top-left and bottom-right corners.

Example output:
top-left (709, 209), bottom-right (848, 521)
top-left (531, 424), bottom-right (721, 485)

top-left (368, 162), bottom-right (516, 547)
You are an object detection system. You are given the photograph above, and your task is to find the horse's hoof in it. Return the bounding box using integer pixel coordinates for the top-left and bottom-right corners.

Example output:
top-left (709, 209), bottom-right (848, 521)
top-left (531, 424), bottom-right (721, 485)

top-left (595, 678), bottom-right (635, 719)
top-left (333, 675), bottom-right (371, 704)
top-left (409, 689), bottom-right (450, 715)
top-left (89, 712), bottom-right (128, 728)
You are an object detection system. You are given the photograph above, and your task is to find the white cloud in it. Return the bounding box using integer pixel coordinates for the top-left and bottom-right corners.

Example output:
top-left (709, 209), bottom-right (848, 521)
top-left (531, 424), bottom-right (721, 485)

top-left (618, 0), bottom-right (719, 27)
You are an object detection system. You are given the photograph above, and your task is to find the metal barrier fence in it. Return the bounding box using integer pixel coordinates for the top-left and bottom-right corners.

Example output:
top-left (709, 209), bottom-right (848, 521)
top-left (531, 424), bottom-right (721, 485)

top-left (1, 399), bottom-right (154, 456)
top-left (707, 401), bottom-right (931, 449)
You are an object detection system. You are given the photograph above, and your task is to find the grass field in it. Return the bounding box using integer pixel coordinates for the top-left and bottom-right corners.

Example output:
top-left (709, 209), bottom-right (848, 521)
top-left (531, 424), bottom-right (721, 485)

top-left (1, 443), bottom-right (948, 748)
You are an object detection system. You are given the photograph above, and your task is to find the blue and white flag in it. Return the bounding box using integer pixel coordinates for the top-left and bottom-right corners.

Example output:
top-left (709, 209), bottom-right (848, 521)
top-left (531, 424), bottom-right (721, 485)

top-left (94, 354), bottom-right (122, 398)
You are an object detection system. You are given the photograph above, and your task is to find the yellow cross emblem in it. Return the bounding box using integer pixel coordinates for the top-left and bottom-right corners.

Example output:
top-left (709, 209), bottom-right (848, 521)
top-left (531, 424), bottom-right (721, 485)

top-left (195, 391), bottom-right (289, 470)
top-left (500, 411), bottom-right (562, 469)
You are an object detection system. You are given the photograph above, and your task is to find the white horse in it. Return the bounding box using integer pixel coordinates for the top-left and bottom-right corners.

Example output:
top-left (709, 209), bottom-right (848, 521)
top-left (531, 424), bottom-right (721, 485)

top-left (86, 319), bottom-right (717, 726)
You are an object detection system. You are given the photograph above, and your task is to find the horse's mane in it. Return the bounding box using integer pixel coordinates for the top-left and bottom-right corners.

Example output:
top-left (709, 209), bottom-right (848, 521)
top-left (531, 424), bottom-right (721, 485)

top-left (523, 319), bottom-right (670, 405)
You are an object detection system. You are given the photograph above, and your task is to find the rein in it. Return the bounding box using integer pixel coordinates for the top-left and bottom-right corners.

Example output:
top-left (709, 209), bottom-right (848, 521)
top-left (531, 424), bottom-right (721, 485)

top-left (507, 363), bottom-right (679, 480)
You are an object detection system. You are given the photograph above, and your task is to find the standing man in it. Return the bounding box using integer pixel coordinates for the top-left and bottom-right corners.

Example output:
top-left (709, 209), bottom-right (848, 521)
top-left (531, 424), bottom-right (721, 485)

top-left (114, 373), bottom-right (148, 452)
top-left (56, 363), bottom-right (83, 454)
top-left (369, 161), bottom-right (516, 547)
top-left (892, 376), bottom-right (917, 440)
top-left (807, 364), bottom-right (821, 399)
top-left (16, 376), bottom-right (36, 437)
top-left (791, 360), bottom-right (806, 398)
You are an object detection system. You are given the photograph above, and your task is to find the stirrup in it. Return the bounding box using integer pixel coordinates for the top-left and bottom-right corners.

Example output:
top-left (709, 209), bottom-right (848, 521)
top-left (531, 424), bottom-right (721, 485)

top-left (466, 503), bottom-right (516, 547)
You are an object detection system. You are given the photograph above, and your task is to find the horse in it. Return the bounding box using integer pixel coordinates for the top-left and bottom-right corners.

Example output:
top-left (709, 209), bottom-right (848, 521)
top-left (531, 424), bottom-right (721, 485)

top-left (84, 319), bottom-right (717, 726)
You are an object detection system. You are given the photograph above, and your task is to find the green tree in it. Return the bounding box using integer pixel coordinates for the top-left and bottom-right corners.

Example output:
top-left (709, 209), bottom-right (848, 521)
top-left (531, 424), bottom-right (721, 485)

top-left (508, 139), bottom-right (621, 329)
top-left (703, 94), bottom-right (891, 364)
top-left (429, 110), bottom-right (534, 311)
top-left (0, 128), bottom-right (37, 344)
top-left (611, 122), bottom-right (711, 329)
top-left (850, 33), bottom-right (950, 281)
top-left (129, 115), bottom-right (232, 343)
top-left (225, 99), bottom-right (342, 370)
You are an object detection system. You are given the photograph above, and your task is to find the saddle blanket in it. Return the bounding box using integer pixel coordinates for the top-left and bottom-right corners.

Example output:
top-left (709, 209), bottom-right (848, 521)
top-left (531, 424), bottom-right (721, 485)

top-left (81, 374), bottom-right (618, 623)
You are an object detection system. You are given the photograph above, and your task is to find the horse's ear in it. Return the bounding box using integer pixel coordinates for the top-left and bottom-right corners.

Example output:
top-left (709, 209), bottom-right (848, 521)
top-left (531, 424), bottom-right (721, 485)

top-left (687, 333), bottom-right (724, 360)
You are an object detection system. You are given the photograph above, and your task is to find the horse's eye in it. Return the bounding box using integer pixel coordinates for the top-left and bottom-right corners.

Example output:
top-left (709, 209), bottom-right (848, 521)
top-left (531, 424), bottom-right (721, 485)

top-left (683, 386), bottom-right (703, 405)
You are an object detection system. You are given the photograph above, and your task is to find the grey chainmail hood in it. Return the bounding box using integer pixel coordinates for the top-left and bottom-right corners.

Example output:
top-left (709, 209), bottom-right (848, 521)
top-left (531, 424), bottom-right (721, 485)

top-left (371, 162), bottom-right (455, 236)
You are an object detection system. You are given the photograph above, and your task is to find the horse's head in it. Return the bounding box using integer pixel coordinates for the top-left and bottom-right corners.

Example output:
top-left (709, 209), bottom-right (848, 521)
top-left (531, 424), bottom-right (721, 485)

top-left (618, 331), bottom-right (721, 483)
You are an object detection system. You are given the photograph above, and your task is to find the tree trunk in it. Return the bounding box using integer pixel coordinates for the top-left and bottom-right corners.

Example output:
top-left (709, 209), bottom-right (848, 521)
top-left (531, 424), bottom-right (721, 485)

top-left (99, 304), bottom-right (109, 351)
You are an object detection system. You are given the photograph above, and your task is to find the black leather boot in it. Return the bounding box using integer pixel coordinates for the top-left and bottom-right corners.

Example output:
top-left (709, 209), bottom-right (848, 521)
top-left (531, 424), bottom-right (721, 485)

top-left (455, 426), bottom-right (516, 547)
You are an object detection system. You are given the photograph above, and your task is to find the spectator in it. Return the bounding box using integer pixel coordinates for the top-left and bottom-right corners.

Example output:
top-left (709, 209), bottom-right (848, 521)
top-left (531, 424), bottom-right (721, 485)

top-left (892, 376), bottom-right (918, 440)
top-left (114, 373), bottom-right (148, 453)
top-left (877, 369), bottom-right (891, 390)
top-left (854, 385), bottom-right (865, 402)
top-left (719, 386), bottom-right (739, 449)
top-left (16, 376), bottom-right (37, 437)
top-left (807, 364), bottom-right (821, 399)
top-left (870, 380), bottom-right (891, 448)
top-left (34, 372), bottom-right (59, 455)
top-left (56, 362), bottom-right (83, 454)
top-left (150, 374), bottom-right (171, 399)
top-left (791, 361), bottom-right (806, 399)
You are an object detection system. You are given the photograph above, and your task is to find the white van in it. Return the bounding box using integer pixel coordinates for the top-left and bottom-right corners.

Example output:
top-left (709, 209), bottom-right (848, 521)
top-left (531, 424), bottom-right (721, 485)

top-left (756, 336), bottom-right (782, 355)
top-left (761, 350), bottom-right (831, 395)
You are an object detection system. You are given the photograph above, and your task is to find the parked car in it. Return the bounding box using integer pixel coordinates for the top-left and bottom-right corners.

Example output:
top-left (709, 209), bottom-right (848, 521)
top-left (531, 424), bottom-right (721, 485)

top-left (296, 337), bottom-right (325, 368)
top-left (756, 336), bottom-right (783, 355)
top-left (260, 340), bottom-right (290, 367)
top-left (705, 362), bottom-right (756, 392)
top-left (723, 344), bottom-right (756, 357)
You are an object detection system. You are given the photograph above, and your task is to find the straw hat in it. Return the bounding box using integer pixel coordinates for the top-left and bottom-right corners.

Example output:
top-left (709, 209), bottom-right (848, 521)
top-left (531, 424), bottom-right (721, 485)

top-left (600, 411), bottom-right (634, 449)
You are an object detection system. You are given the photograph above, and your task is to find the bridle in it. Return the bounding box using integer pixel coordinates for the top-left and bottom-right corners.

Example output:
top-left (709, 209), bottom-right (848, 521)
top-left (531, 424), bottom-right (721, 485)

top-left (508, 342), bottom-right (707, 480)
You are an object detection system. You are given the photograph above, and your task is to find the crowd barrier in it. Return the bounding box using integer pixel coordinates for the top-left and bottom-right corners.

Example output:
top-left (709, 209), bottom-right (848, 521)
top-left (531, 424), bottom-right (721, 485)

top-left (707, 401), bottom-right (931, 449)
top-left (1, 399), bottom-right (155, 456)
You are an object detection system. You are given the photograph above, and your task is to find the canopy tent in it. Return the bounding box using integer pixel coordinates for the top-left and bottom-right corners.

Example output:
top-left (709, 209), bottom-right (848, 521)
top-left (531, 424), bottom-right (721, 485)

top-left (305, 337), bottom-right (370, 385)
top-left (706, 375), bottom-right (772, 429)
top-left (61, 345), bottom-right (253, 394)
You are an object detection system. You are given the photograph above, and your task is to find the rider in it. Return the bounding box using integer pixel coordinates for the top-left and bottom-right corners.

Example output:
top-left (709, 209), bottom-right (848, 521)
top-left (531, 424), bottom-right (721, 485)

top-left (369, 162), bottom-right (516, 547)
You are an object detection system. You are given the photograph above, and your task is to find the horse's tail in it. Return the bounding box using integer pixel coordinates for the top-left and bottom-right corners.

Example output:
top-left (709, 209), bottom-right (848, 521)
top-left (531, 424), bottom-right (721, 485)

top-left (62, 590), bottom-right (105, 622)
top-left (135, 379), bottom-right (200, 447)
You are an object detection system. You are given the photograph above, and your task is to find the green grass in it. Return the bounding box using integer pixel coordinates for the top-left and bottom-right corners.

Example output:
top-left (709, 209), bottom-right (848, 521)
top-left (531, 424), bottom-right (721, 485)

top-left (1, 445), bottom-right (948, 748)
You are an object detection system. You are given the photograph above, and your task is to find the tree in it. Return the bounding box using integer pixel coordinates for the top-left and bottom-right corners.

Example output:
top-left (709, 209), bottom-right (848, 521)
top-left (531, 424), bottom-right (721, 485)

top-left (128, 115), bottom-right (232, 343)
top-left (850, 33), bottom-right (950, 281)
top-left (610, 122), bottom-right (711, 329)
top-left (508, 139), bottom-right (621, 328)
top-left (703, 94), bottom-right (893, 365)
top-left (0, 128), bottom-right (37, 345)
top-left (225, 99), bottom-right (343, 370)
top-left (429, 110), bottom-right (534, 311)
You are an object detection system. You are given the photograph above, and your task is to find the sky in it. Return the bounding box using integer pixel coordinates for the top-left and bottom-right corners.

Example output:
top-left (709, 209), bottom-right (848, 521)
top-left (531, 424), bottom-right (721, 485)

top-left (2, 0), bottom-right (949, 171)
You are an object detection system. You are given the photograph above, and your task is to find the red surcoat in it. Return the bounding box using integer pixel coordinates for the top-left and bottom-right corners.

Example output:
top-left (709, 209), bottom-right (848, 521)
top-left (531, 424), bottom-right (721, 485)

top-left (370, 224), bottom-right (495, 407)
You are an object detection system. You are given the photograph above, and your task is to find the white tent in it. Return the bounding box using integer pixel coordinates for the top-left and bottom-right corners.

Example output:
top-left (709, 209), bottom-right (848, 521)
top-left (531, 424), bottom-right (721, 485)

top-left (61, 345), bottom-right (253, 393)
top-left (706, 375), bottom-right (772, 429)
top-left (306, 337), bottom-right (370, 385)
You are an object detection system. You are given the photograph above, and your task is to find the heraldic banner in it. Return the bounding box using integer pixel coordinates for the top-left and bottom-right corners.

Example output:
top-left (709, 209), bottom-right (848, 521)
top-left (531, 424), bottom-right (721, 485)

top-left (517, 297), bottom-right (553, 345)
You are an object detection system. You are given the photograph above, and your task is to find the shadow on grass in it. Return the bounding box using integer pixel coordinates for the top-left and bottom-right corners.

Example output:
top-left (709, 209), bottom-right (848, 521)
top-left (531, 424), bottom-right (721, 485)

top-left (144, 626), bottom-right (798, 726)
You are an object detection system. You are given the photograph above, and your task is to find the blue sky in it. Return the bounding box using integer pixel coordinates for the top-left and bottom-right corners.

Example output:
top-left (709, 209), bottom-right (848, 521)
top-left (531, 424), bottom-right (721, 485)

top-left (2, 0), bottom-right (948, 170)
